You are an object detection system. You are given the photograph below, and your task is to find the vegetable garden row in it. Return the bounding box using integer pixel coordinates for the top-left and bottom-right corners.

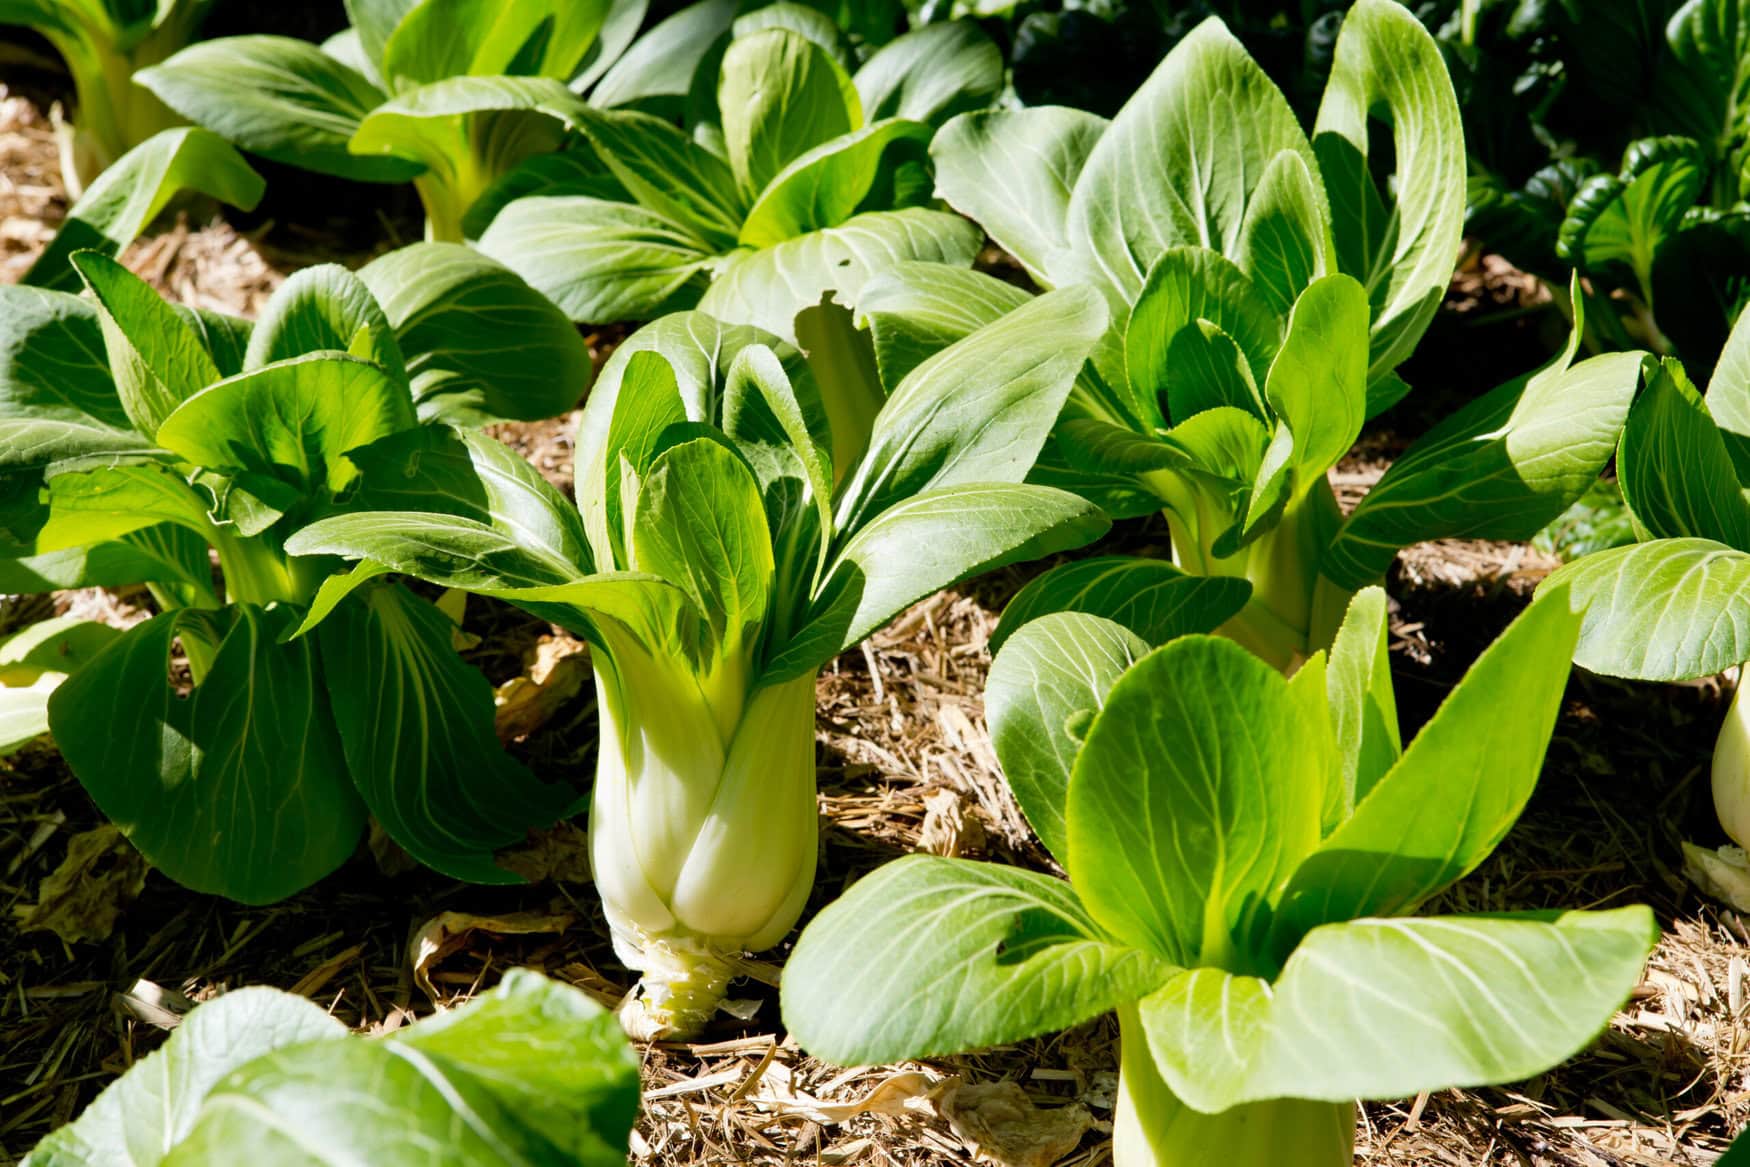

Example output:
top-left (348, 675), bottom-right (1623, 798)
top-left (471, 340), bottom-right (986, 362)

top-left (2, 0), bottom-right (1749, 1164)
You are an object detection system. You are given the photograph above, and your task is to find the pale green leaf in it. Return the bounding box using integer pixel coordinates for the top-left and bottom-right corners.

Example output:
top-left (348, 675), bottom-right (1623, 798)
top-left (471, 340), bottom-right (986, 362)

top-left (781, 855), bottom-right (1174, 1066)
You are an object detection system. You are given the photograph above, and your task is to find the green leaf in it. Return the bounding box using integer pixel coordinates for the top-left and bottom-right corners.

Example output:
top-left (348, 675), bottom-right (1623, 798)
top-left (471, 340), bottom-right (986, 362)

top-left (1235, 150), bottom-right (1334, 320)
top-left (739, 118), bottom-right (934, 246)
top-left (24, 128), bottom-right (264, 292)
top-left (344, 425), bottom-right (590, 571)
top-left (574, 104), bottom-right (744, 248)
top-left (345, 0), bottom-right (418, 75)
top-left (987, 613), bottom-right (1148, 863)
top-left (379, 0), bottom-right (609, 86)
top-left (930, 106), bottom-right (1107, 287)
top-left (245, 264), bottom-right (406, 383)
top-left (138, 38), bottom-right (420, 184)
top-left (0, 527), bottom-right (213, 598)
top-left (46, 607), bottom-right (366, 903)
top-left (156, 353), bottom-right (418, 500)
top-left (1066, 635), bottom-right (1328, 968)
top-left (631, 437), bottom-right (775, 651)
top-left (74, 250), bottom-right (219, 438)
top-left (1546, 537), bottom-right (1750, 681)
top-left (477, 196), bottom-right (713, 324)
top-left (1324, 349), bottom-right (1645, 590)
top-left (1323, 586), bottom-right (1399, 811)
top-left (857, 262), bottom-right (1031, 389)
top-left (575, 312), bottom-right (790, 560)
top-left (1313, 0), bottom-right (1465, 381)
top-left (700, 208), bottom-right (980, 342)
top-left (781, 855), bottom-right (1173, 1066)
top-left (35, 462), bottom-right (213, 554)
top-left (768, 483), bottom-right (1108, 680)
top-left (992, 556), bottom-right (1250, 655)
top-left (346, 73), bottom-right (577, 175)
top-left (1273, 587), bottom-right (1581, 947)
top-left (20, 988), bottom-right (346, 1167)
top-left (1064, 17), bottom-right (1316, 312)
top-left (834, 285), bottom-right (1108, 532)
top-left (163, 971), bottom-right (641, 1167)
top-left (1124, 248), bottom-right (1280, 428)
top-left (1705, 296), bottom-right (1750, 476)
top-left (0, 286), bottom-right (138, 464)
top-left (315, 584), bottom-right (578, 884)
top-left (1557, 137), bottom-right (1707, 295)
top-left (357, 242), bottom-right (593, 423)
top-left (853, 21), bottom-right (999, 128)
top-left (1140, 908), bottom-right (1656, 1111)
top-left (587, 0), bottom-right (734, 114)
top-left (1618, 359), bottom-right (1750, 546)
top-left (287, 510), bottom-right (583, 595)
top-left (1264, 274), bottom-right (1369, 499)
top-left (720, 28), bottom-right (859, 200)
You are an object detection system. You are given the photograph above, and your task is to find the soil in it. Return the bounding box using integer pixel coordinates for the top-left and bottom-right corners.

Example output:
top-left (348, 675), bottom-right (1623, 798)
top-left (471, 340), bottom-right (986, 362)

top-left (0, 84), bottom-right (1743, 1167)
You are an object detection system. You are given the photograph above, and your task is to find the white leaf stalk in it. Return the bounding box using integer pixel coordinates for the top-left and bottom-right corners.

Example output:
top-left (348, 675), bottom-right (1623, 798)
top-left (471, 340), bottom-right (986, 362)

top-left (591, 623), bottom-right (819, 1039)
top-left (1114, 1006), bottom-right (1354, 1167)
top-left (1714, 676), bottom-right (1750, 850)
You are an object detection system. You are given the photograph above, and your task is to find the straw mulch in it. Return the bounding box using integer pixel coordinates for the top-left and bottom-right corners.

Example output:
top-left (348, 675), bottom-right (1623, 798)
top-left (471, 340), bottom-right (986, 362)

top-left (0, 87), bottom-right (1743, 1167)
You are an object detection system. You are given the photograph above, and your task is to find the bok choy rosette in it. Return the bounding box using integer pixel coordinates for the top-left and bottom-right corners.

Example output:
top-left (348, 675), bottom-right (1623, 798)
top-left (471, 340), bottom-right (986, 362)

top-left (0, 244), bottom-right (591, 903)
top-left (864, 0), bottom-right (1643, 671)
top-left (289, 288), bottom-right (1115, 1037)
top-left (1545, 307), bottom-right (1750, 904)
top-left (783, 587), bottom-right (1657, 1167)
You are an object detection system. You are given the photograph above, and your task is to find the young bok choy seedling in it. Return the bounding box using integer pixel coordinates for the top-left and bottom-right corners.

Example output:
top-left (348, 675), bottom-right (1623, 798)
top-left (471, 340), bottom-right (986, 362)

top-left (783, 587), bottom-right (1657, 1167)
top-left (0, 246), bottom-right (591, 902)
top-left (288, 289), bottom-right (1112, 1037)
top-left (21, 969), bottom-right (639, 1166)
top-left (137, 0), bottom-right (730, 242)
top-left (869, 0), bottom-right (1643, 670)
top-left (1545, 309), bottom-right (1750, 904)
top-left (476, 4), bottom-right (1001, 338)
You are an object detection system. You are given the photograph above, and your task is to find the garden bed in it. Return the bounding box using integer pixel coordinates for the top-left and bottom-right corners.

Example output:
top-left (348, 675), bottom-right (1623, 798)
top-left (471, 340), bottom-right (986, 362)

top-left (0, 84), bottom-right (1743, 1167)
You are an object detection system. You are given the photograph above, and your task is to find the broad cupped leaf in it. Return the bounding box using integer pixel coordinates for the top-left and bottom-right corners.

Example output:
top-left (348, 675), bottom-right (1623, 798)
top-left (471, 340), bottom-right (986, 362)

top-left (1064, 17), bottom-right (1317, 313)
top-left (357, 242), bottom-right (593, 423)
top-left (987, 612), bottom-right (1149, 863)
top-left (138, 37), bottom-right (420, 183)
top-left (781, 855), bottom-right (1174, 1066)
top-left (315, 584), bottom-right (577, 884)
top-left (21, 989), bottom-right (346, 1167)
top-left (1325, 348), bottom-right (1644, 589)
top-left (1547, 537), bottom-right (1750, 681)
top-left (930, 105), bottom-right (1108, 287)
top-left (699, 207), bottom-right (980, 342)
top-left (1313, 0), bottom-right (1465, 381)
top-left (156, 353), bottom-right (418, 501)
top-left (992, 556), bottom-right (1251, 655)
top-left (1140, 908), bottom-right (1656, 1112)
top-left (46, 607), bottom-right (366, 904)
top-left (1066, 636), bottom-right (1328, 969)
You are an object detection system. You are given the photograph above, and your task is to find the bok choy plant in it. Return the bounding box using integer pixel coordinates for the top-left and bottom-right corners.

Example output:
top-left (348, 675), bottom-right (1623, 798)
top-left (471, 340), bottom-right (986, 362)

top-left (476, 4), bottom-right (1001, 337)
top-left (872, 0), bottom-right (1643, 670)
top-left (0, 0), bottom-right (211, 193)
top-left (783, 586), bottom-right (1657, 1167)
top-left (136, 0), bottom-right (732, 242)
top-left (21, 969), bottom-right (639, 1167)
top-left (287, 288), bottom-right (1112, 1037)
top-left (0, 245), bottom-right (591, 903)
top-left (1544, 309), bottom-right (1750, 904)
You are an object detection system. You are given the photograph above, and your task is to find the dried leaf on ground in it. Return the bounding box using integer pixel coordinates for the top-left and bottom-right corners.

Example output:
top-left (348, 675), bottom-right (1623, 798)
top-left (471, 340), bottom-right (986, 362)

top-left (14, 824), bottom-right (148, 944)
